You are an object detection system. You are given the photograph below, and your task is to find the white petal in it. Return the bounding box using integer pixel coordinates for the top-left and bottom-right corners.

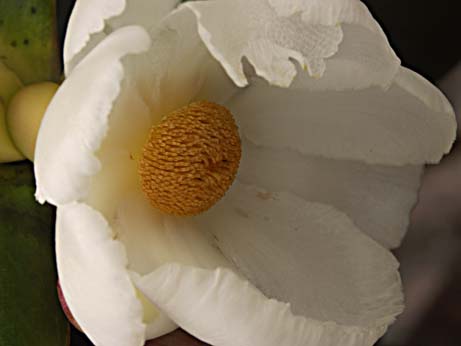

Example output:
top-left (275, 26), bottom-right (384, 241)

top-left (136, 184), bottom-right (403, 346)
top-left (136, 237), bottom-right (401, 346)
top-left (132, 6), bottom-right (238, 118)
top-left (35, 26), bottom-right (151, 206)
top-left (84, 83), bottom-right (152, 221)
top-left (136, 264), bottom-right (384, 346)
top-left (227, 68), bottom-right (456, 166)
top-left (268, 0), bottom-right (380, 30)
top-left (113, 191), bottom-right (231, 276)
top-left (238, 139), bottom-right (422, 248)
top-left (186, 0), bottom-right (340, 87)
top-left (195, 183), bottom-right (403, 328)
top-left (56, 203), bottom-right (145, 346)
top-left (143, 311), bottom-right (178, 341)
top-left (64, 0), bottom-right (180, 75)
top-left (133, 282), bottom-right (178, 339)
top-left (396, 67), bottom-right (456, 115)
top-left (289, 24), bottom-right (399, 91)
top-left (185, 0), bottom-right (399, 88)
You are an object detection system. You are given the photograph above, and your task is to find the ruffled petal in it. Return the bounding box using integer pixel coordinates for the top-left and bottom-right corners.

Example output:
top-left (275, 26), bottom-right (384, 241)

top-left (64, 0), bottom-right (180, 74)
top-left (227, 68), bottom-right (456, 166)
top-left (185, 0), bottom-right (399, 88)
top-left (287, 24), bottom-right (399, 91)
top-left (268, 0), bottom-right (380, 30)
top-left (238, 139), bottom-right (422, 248)
top-left (136, 264), bottom-right (384, 346)
top-left (35, 26), bottom-right (151, 206)
top-left (56, 203), bottom-right (145, 346)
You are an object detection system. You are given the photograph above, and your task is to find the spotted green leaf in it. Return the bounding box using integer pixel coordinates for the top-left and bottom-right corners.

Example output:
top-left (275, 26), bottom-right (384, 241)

top-left (0, 0), bottom-right (60, 83)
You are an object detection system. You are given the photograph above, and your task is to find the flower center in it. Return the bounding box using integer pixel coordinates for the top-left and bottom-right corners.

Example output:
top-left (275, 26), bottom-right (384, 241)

top-left (139, 101), bottom-right (241, 216)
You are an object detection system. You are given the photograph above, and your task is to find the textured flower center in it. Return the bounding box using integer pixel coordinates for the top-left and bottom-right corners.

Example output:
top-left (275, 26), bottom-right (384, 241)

top-left (139, 101), bottom-right (241, 216)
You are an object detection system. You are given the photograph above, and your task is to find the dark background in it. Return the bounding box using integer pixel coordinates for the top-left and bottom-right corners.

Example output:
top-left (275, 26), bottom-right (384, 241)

top-left (363, 0), bottom-right (459, 82)
top-left (57, 0), bottom-right (461, 345)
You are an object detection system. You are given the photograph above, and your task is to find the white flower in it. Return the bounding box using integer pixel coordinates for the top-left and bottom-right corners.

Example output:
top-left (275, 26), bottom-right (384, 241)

top-left (34, 1), bottom-right (456, 346)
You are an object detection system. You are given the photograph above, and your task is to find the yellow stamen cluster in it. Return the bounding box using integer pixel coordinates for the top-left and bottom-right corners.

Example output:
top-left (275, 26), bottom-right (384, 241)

top-left (139, 101), bottom-right (241, 216)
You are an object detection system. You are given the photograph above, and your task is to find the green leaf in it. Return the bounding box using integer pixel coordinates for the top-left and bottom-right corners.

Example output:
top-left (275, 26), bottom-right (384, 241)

top-left (0, 0), bottom-right (60, 83)
top-left (0, 162), bottom-right (69, 346)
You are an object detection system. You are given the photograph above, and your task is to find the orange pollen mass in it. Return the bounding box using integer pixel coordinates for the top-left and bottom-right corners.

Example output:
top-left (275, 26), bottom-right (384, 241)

top-left (138, 101), bottom-right (242, 216)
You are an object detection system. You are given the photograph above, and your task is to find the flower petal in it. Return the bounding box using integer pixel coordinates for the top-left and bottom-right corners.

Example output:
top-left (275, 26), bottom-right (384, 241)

top-left (185, 0), bottom-right (399, 88)
top-left (64, 0), bottom-right (180, 75)
top-left (56, 202), bottom-right (145, 346)
top-left (136, 183), bottom-right (403, 346)
top-left (133, 6), bottom-right (238, 118)
top-left (136, 185), bottom-right (404, 346)
top-left (83, 85), bottom-right (152, 220)
top-left (135, 288), bottom-right (178, 340)
top-left (268, 0), bottom-right (380, 30)
top-left (395, 67), bottom-right (456, 115)
top-left (35, 26), bottom-right (151, 206)
top-left (238, 139), bottom-right (422, 248)
top-left (227, 67), bottom-right (456, 166)
top-left (195, 183), bottom-right (403, 328)
top-left (287, 24), bottom-right (399, 91)
top-left (136, 264), bottom-right (387, 346)
top-left (113, 191), bottom-right (231, 276)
